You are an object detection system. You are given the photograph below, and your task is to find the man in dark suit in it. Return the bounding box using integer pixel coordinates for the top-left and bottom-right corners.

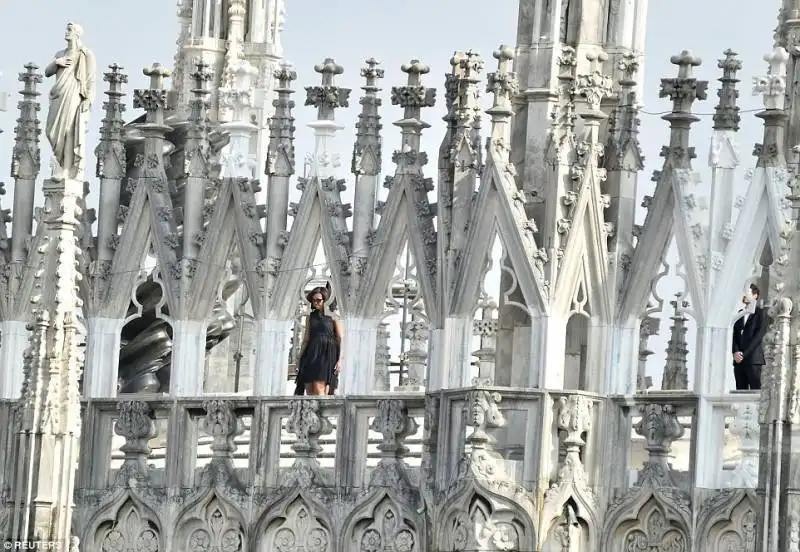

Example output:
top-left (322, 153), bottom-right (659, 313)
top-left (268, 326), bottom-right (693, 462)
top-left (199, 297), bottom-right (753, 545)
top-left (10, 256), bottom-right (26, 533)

top-left (732, 284), bottom-right (770, 390)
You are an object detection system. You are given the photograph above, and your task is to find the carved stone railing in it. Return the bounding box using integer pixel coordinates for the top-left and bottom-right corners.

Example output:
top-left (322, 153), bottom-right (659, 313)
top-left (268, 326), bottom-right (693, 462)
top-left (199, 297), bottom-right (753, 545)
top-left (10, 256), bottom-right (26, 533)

top-left (0, 390), bottom-right (762, 550)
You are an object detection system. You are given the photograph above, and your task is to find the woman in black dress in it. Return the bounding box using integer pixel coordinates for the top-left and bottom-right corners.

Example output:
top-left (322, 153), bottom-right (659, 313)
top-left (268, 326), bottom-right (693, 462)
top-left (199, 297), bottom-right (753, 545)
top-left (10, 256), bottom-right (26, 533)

top-left (293, 286), bottom-right (343, 395)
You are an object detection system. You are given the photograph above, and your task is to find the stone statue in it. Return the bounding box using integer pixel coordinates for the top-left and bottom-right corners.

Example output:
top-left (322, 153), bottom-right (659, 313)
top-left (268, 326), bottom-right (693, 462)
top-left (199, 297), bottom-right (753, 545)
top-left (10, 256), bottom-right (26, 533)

top-left (44, 22), bottom-right (96, 180)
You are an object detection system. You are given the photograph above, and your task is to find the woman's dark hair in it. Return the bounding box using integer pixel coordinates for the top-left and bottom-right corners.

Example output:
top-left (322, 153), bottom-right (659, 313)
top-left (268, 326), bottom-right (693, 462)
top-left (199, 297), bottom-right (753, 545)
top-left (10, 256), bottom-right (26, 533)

top-left (306, 286), bottom-right (329, 307)
top-left (749, 283), bottom-right (760, 299)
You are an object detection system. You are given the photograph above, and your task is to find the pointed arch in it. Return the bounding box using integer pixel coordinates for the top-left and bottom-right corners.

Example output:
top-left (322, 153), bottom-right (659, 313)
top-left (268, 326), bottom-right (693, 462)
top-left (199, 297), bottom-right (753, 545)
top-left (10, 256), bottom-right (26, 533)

top-left (540, 482), bottom-right (600, 550)
top-left (358, 186), bottom-right (437, 322)
top-left (96, 183), bottom-right (156, 318)
top-left (269, 185), bottom-right (330, 318)
top-left (437, 489), bottom-right (536, 552)
top-left (340, 491), bottom-right (423, 552)
top-left (451, 162), bottom-right (546, 317)
top-left (189, 185), bottom-right (239, 320)
top-left (84, 492), bottom-right (162, 552)
top-left (695, 489), bottom-right (757, 550)
top-left (554, 177), bottom-right (611, 321)
top-left (713, 167), bottom-right (786, 324)
top-left (618, 172), bottom-right (675, 321)
top-left (173, 491), bottom-right (247, 552)
top-left (253, 491), bottom-right (334, 552)
top-left (602, 488), bottom-right (691, 550)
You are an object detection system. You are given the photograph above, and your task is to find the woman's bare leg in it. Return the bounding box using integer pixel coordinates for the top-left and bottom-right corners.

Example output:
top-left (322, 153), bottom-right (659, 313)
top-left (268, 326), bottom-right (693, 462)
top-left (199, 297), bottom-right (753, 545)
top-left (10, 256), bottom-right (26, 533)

top-left (306, 381), bottom-right (326, 395)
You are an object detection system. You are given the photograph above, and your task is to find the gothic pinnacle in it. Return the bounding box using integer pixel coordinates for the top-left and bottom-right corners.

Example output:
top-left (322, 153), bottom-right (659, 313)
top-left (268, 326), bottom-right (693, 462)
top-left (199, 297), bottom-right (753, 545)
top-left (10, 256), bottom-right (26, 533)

top-left (713, 49), bottom-right (742, 131)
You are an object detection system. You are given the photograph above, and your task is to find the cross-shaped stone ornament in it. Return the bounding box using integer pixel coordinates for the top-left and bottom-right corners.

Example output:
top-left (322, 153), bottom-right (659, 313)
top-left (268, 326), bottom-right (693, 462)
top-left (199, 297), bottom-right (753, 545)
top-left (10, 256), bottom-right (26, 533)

top-left (487, 45), bottom-right (517, 102)
top-left (671, 50), bottom-right (702, 80)
top-left (753, 47), bottom-right (789, 111)
top-left (143, 62), bottom-right (172, 90)
top-left (305, 58), bottom-right (350, 120)
top-left (402, 59), bottom-right (429, 88)
top-left (660, 50), bottom-right (707, 114)
top-left (315, 58), bottom-right (343, 87)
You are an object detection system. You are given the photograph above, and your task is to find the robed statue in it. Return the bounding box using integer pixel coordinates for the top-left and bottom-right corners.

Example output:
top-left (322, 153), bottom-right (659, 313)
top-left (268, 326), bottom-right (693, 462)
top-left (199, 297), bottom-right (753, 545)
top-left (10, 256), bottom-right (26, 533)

top-left (44, 22), bottom-right (96, 181)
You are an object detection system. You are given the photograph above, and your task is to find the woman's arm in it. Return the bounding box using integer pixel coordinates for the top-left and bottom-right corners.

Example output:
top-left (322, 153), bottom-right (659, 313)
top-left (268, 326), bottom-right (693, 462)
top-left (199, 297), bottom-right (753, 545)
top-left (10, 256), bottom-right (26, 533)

top-left (297, 317), bottom-right (311, 357)
top-left (334, 319), bottom-right (344, 370)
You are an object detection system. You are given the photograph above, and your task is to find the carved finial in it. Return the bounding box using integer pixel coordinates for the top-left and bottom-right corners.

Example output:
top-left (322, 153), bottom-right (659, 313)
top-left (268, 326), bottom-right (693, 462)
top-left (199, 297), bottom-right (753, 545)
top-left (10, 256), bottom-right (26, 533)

top-left (753, 47), bottom-right (789, 110)
top-left (618, 52), bottom-right (640, 87)
top-left (18, 63), bottom-right (43, 93)
top-left (143, 62), bottom-right (172, 90)
top-left (314, 57), bottom-right (344, 84)
top-left (659, 51), bottom-right (708, 115)
top-left (134, 64), bottom-right (170, 115)
top-left (190, 58), bottom-right (214, 91)
top-left (228, 0), bottom-right (246, 17)
top-left (634, 404), bottom-right (684, 486)
top-left (275, 61), bottom-right (297, 88)
top-left (360, 57), bottom-right (384, 89)
top-left (465, 389), bottom-right (506, 449)
top-left (713, 49), bottom-right (742, 130)
top-left (454, 50), bottom-right (484, 83)
top-left (305, 58), bottom-right (350, 120)
top-left (575, 50), bottom-right (612, 113)
top-left (352, 58), bottom-right (384, 175)
top-left (392, 60), bottom-right (436, 112)
top-left (487, 45), bottom-right (517, 104)
top-left (401, 60), bottom-right (431, 86)
top-left (11, 63), bottom-right (43, 180)
top-left (671, 50), bottom-right (702, 79)
top-left (662, 296), bottom-right (689, 390)
top-left (96, 64), bottom-right (128, 179)
top-left (200, 400), bottom-right (242, 457)
top-left (267, 62), bottom-right (296, 177)
top-left (103, 63), bottom-right (127, 86)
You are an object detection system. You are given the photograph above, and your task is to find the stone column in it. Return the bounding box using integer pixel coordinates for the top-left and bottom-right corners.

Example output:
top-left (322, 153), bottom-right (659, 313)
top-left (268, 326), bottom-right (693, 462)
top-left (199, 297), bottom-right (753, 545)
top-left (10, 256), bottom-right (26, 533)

top-left (11, 175), bottom-right (86, 546)
top-left (0, 65), bottom-right (43, 399)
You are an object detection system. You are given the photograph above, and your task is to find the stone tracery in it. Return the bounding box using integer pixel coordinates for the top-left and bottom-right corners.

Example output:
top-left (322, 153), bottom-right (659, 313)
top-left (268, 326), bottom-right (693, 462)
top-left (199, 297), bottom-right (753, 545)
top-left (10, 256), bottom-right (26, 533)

top-left (2, 0), bottom-right (800, 550)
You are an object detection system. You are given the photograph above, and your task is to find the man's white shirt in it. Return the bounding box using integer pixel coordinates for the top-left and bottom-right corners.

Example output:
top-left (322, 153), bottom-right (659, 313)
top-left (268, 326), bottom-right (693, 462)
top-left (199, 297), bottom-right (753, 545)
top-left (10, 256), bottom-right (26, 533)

top-left (742, 303), bottom-right (756, 325)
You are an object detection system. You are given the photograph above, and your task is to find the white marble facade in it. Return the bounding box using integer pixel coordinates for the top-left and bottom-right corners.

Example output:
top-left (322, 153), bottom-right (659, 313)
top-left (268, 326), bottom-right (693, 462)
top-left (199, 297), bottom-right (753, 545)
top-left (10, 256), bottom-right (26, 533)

top-left (1, 0), bottom-right (800, 550)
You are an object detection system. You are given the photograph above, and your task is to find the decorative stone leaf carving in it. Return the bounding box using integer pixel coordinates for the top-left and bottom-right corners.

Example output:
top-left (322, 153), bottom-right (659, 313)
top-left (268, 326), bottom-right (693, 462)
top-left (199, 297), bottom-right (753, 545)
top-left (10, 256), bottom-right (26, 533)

top-left (185, 501), bottom-right (243, 552)
top-left (265, 498), bottom-right (331, 552)
top-left (634, 404), bottom-right (684, 486)
top-left (97, 501), bottom-right (160, 552)
top-left (113, 401), bottom-right (157, 484)
top-left (625, 506), bottom-right (687, 551)
top-left (200, 400), bottom-right (242, 458)
top-left (349, 497), bottom-right (417, 552)
top-left (544, 395), bottom-right (596, 507)
top-left (466, 389), bottom-right (505, 448)
top-left (367, 400), bottom-right (420, 504)
top-left (725, 403), bottom-right (759, 488)
top-left (282, 399), bottom-right (333, 488)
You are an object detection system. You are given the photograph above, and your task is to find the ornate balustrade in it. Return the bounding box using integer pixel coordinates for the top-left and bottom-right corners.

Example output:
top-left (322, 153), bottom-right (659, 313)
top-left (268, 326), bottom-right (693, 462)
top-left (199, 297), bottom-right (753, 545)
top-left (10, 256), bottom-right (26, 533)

top-left (0, 389), bottom-right (761, 549)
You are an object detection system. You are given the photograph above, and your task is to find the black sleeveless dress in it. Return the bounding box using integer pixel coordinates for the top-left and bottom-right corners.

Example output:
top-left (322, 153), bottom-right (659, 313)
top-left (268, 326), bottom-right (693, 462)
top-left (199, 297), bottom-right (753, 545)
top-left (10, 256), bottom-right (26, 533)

top-left (295, 310), bottom-right (340, 392)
